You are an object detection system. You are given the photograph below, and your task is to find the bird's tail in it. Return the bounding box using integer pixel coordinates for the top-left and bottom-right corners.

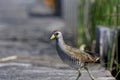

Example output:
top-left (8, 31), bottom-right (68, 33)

top-left (95, 57), bottom-right (100, 63)
top-left (96, 57), bottom-right (100, 61)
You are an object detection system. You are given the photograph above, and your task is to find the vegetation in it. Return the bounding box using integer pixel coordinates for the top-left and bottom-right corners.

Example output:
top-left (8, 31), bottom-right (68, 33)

top-left (78, 0), bottom-right (120, 79)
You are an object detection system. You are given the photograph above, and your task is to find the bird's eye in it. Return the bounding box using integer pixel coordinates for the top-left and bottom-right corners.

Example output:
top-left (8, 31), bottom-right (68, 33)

top-left (55, 33), bottom-right (59, 35)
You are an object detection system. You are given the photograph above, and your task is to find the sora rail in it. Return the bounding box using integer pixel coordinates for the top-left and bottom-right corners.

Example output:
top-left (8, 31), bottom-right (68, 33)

top-left (50, 30), bottom-right (99, 80)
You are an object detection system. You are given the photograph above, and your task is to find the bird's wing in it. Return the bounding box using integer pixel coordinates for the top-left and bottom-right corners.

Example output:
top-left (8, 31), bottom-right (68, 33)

top-left (79, 44), bottom-right (100, 62)
top-left (65, 45), bottom-right (99, 62)
top-left (82, 50), bottom-right (100, 62)
top-left (65, 45), bottom-right (82, 59)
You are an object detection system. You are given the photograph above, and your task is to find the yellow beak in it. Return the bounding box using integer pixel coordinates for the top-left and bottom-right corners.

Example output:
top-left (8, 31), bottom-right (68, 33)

top-left (50, 34), bottom-right (56, 40)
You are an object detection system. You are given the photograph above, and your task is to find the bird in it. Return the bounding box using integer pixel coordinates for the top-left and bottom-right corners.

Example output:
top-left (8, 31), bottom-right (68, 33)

top-left (50, 30), bottom-right (99, 80)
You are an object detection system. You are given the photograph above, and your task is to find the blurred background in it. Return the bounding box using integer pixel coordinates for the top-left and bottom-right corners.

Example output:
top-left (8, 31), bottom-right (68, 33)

top-left (0, 0), bottom-right (119, 80)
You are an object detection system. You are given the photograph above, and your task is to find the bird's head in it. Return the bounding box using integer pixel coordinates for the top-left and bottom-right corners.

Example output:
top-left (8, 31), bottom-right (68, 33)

top-left (50, 30), bottom-right (63, 40)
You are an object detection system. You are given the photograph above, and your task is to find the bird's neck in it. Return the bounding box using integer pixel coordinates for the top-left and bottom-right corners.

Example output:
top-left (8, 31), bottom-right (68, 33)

top-left (56, 37), bottom-right (66, 51)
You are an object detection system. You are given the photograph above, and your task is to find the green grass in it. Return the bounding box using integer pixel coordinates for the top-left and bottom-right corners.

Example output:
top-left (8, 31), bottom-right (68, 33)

top-left (78, 0), bottom-right (120, 79)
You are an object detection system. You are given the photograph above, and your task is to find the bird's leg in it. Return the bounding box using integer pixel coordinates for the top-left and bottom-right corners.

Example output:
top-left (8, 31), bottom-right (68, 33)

top-left (84, 67), bottom-right (94, 80)
top-left (76, 69), bottom-right (81, 80)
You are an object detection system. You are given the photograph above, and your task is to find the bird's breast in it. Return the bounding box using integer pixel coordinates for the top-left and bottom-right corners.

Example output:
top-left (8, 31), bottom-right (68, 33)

top-left (56, 43), bottom-right (83, 69)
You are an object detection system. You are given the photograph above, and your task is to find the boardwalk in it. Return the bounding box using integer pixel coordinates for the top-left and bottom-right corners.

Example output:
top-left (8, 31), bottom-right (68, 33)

top-left (0, 61), bottom-right (115, 80)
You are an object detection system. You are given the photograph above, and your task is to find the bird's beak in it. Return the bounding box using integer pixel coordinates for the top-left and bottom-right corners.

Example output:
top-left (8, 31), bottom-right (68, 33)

top-left (50, 34), bottom-right (56, 40)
